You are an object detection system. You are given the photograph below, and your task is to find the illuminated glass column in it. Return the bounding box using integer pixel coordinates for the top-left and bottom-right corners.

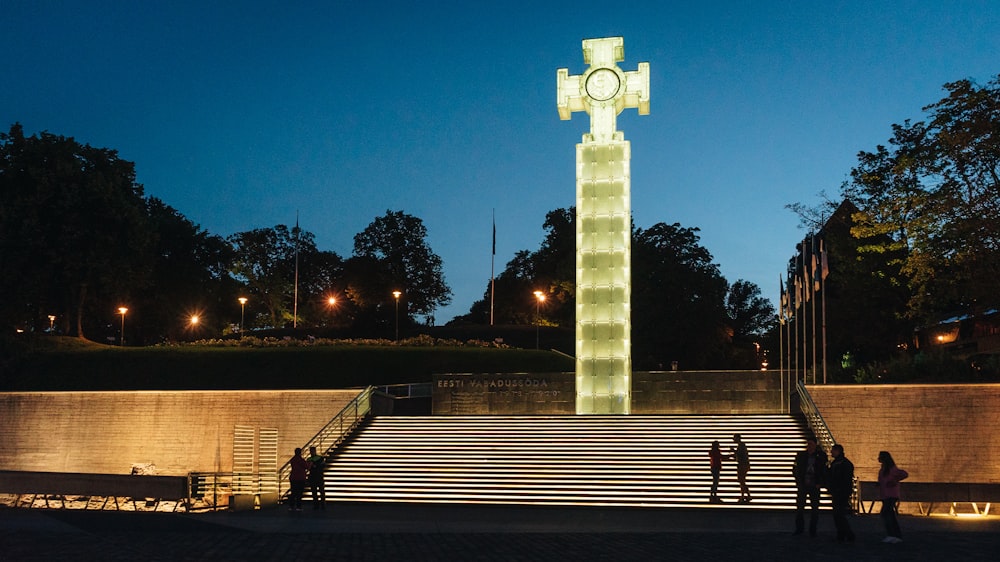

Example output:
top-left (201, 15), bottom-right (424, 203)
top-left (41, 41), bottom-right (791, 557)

top-left (557, 37), bottom-right (649, 414)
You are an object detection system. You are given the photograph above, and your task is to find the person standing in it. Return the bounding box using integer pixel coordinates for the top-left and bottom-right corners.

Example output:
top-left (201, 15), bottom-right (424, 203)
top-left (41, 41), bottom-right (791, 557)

top-left (792, 436), bottom-right (827, 536)
top-left (307, 446), bottom-right (327, 510)
top-left (288, 447), bottom-right (309, 511)
top-left (730, 434), bottom-right (751, 503)
top-left (878, 451), bottom-right (908, 544)
top-left (828, 443), bottom-right (855, 543)
top-left (709, 440), bottom-right (723, 503)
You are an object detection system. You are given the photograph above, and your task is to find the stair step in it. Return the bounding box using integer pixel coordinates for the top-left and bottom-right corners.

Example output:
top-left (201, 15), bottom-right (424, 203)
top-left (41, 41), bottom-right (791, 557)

top-left (307, 414), bottom-right (813, 508)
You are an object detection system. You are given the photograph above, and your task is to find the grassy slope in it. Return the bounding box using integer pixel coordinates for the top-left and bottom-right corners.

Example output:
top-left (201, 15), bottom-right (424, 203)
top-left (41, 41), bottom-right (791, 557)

top-left (4, 337), bottom-right (573, 391)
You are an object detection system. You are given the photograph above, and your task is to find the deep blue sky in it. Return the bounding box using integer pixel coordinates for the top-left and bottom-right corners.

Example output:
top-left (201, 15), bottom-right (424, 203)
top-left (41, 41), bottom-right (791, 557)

top-left (4, 1), bottom-right (999, 323)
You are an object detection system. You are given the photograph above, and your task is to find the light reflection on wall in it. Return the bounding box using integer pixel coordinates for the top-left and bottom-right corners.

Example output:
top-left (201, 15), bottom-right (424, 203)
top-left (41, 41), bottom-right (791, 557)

top-left (934, 327), bottom-right (960, 344)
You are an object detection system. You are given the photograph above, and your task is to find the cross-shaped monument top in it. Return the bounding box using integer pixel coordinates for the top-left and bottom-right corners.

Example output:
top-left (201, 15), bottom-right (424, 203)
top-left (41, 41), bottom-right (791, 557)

top-left (557, 36), bottom-right (650, 142)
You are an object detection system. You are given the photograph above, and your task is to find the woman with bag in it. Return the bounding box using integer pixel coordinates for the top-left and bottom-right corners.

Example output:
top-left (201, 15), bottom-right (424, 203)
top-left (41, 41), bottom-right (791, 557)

top-left (877, 450), bottom-right (908, 544)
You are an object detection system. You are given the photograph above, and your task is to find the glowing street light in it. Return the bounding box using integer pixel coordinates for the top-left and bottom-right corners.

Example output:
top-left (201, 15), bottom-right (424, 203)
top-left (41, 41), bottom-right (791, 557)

top-left (117, 307), bottom-right (128, 346)
top-left (188, 314), bottom-right (201, 339)
top-left (533, 291), bottom-right (546, 350)
top-left (326, 296), bottom-right (337, 327)
top-left (47, 315), bottom-right (56, 331)
top-left (238, 297), bottom-right (248, 335)
top-left (392, 291), bottom-right (402, 341)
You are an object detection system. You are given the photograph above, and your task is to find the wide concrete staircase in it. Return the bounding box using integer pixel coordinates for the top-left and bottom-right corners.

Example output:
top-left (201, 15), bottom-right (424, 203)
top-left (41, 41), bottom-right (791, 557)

top-left (315, 414), bottom-right (811, 508)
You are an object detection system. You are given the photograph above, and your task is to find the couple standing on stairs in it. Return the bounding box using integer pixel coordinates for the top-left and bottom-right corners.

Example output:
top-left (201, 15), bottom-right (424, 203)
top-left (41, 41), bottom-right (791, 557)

top-left (708, 434), bottom-right (752, 504)
top-left (288, 446), bottom-right (327, 511)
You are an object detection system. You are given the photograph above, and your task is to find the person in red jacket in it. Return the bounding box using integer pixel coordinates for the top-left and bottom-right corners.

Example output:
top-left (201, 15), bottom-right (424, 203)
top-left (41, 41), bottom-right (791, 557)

top-left (877, 450), bottom-right (909, 544)
top-left (288, 447), bottom-right (310, 511)
top-left (708, 440), bottom-right (723, 503)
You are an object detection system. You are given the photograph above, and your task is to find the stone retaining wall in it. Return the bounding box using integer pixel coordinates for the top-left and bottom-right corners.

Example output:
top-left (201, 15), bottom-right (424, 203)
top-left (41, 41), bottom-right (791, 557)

top-left (807, 384), bottom-right (1000, 484)
top-left (0, 390), bottom-right (361, 476)
top-left (632, 370), bottom-right (782, 414)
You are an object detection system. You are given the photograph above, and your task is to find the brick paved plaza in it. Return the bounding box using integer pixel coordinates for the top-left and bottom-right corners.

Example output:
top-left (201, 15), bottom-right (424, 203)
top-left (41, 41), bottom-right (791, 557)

top-left (3, 504), bottom-right (999, 561)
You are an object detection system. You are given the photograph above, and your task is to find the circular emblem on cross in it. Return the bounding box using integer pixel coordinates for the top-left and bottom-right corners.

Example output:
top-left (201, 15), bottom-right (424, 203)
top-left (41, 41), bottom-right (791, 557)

top-left (585, 68), bottom-right (621, 101)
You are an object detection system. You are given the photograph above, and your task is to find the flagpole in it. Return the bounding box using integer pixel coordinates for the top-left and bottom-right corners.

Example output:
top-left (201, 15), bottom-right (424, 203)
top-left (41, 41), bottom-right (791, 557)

top-left (793, 273), bottom-right (799, 384)
top-left (821, 238), bottom-right (829, 384)
top-left (293, 211), bottom-right (299, 329)
top-left (490, 209), bottom-right (496, 327)
top-left (778, 284), bottom-right (783, 412)
top-left (779, 314), bottom-right (784, 410)
top-left (785, 281), bottom-right (791, 412)
top-left (811, 235), bottom-right (818, 385)
top-left (779, 276), bottom-right (786, 412)
top-left (787, 294), bottom-right (792, 411)
top-left (801, 238), bottom-right (807, 386)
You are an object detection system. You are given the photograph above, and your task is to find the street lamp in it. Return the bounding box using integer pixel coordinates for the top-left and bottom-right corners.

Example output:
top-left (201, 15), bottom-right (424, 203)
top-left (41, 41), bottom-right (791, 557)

top-left (326, 296), bottom-right (337, 327)
top-left (189, 314), bottom-right (200, 339)
top-left (117, 307), bottom-right (128, 346)
top-left (392, 291), bottom-right (402, 341)
top-left (47, 315), bottom-right (55, 332)
top-left (238, 297), bottom-right (248, 335)
top-left (533, 291), bottom-right (545, 350)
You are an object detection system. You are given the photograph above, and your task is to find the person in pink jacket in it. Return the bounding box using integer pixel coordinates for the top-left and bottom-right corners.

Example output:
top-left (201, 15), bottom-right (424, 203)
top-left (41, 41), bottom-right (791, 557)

top-left (288, 447), bottom-right (310, 511)
top-left (877, 451), bottom-right (909, 543)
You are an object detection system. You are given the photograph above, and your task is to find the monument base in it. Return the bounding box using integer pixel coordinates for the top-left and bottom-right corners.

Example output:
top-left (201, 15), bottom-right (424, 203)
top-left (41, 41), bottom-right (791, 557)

top-left (433, 371), bottom-right (783, 415)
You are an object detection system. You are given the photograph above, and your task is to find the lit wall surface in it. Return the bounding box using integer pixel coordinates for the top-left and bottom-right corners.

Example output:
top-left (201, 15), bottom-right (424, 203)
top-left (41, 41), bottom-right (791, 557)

top-left (558, 37), bottom-right (649, 414)
top-left (0, 390), bottom-right (360, 475)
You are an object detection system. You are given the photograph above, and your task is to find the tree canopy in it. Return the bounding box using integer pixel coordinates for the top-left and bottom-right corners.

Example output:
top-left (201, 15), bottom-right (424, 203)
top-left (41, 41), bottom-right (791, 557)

top-left (631, 222), bottom-right (730, 369)
top-left (460, 208), bottom-right (772, 369)
top-left (843, 76), bottom-right (1000, 321)
top-left (0, 124), bottom-right (150, 340)
top-left (353, 210), bottom-right (451, 321)
top-left (784, 76), bottom-right (1000, 378)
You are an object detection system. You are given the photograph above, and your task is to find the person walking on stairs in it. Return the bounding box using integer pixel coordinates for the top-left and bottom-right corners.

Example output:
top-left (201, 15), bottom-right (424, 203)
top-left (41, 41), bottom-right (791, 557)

top-left (709, 440), bottom-right (724, 503)
top-left (730, 434), bottom-right (751, 503)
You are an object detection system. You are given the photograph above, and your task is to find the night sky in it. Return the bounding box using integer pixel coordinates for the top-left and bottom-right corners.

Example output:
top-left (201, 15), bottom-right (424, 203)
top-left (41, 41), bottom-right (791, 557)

top-left (4, 1), bottom-right (999, 322)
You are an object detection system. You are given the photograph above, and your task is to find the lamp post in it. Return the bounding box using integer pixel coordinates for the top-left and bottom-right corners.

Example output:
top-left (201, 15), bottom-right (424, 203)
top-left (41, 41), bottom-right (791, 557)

top-left (238, 297), bottom-right (248, 335)
top-left (117, 307), bottom-right (128, 346)
top-left (47, 315), bottom-right (55, 332)
top-left (533, 291), bottom-right (545, 350)
top-left (392, 291), bottom-right (402, 341)
top-left (327, 296), bottom-right (337, 327)
top-left (189, 314), bottom-right (200, 339)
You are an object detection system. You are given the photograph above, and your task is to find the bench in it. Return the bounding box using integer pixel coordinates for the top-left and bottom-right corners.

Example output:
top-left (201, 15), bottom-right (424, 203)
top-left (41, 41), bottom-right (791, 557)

top-left (858, 481), bottom-right (1000, 516)
top-left (0, 470), bottom-right (189, 510)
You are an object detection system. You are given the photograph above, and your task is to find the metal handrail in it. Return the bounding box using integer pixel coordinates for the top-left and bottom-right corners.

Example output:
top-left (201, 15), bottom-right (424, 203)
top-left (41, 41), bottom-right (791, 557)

top-left (796, 380), bottom-right (859, 510)
top-left (186, 471), bottom-right (277, 512)
top-left (795, 380), bottom-right (836, 454)
top-left (276, 386), bottom-right (376, 496)
top-left (376, 382), bottom-right (432, 398)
